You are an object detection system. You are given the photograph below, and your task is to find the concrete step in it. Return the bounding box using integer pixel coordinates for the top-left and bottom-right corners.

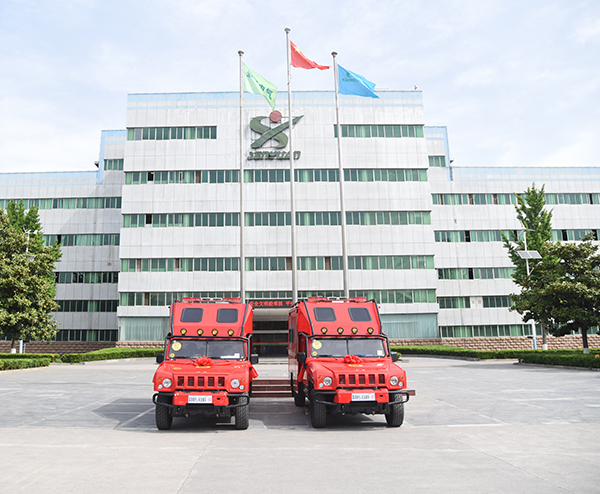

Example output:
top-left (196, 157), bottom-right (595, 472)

top-left (251, 378), bottom-right (291, 398)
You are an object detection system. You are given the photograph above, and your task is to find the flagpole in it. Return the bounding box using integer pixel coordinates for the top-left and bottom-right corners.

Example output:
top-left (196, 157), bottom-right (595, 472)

top-left (238, 50), bottom-right (246, 303)
top-left (332, 52), bottom-right (350, 299)
top-left (285, 27), bottom-right (298, 304)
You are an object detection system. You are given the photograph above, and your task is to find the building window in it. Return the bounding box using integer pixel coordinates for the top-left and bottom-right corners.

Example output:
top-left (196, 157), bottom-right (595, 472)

top-left (428, 156), bottom-right (446, 167)
top-left (348, 256), bottom-right (434, 270)
top-left (346, 211), bottom-right (431, 226)
top-left (55, 300), bottom-right (119, 312)
top-left (437, 297), bottom-right (470, 309)
top-left (245, 212), bottom-right (291, 226)
top-left (120, 291), bottom-right (241, 306)
top-left (56, 272), bottom-right (119, 284)
top-left (432, 193), bottom-right (516, 205)
top-left (438, 267), bottom-right (515, 280)
top-left (334, 124), bottom-right (424, 138)
top-left (52, 330), bottom-right (118, 342)
top-left (545, 193), bottom-right (597, 205)
top-left (344, 168), bottom-right (427, 182)
top-left (293, 169), bottom-right (340, 182)
top-left (244, 169), bottom-right (291, 183)
top-left (125, 170), bottom-right (234, 185)
top-left (435, 230), bottom-right (509, 243)
top-left (551, 229), bottom-right (600, 241)
top-left (482, 296), bottom-right (513, 308)
top-left (121, 258), bottom-right (239, 273)
top-left (1, 197), bottom-right (121, 210)
top-left (127, 126), bottom-right (217, 141)
top-left (44, 234), bottom-right (119, 247)
top-left (103, 159), bottom-right (124, 171)
top-left (122, 213), bottom-right (239, 228)
top-left (440, 325), bottom-right (540, 338)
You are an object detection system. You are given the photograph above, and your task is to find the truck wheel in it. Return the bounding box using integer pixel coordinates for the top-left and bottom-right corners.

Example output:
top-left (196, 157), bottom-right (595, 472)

top-left (310, 391), bottom-right (326, 428)
top-left (235, 397), bottom-right (249, 430)
top-left (293, 381), bottom-right (306, 407)
top-left (155, 394), bottom-right (173, 430)
top-left (386, 402), bottom-right (404, 428)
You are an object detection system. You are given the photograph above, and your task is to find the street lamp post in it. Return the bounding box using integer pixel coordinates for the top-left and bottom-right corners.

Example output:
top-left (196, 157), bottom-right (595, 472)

top-left (20, 229), bottom-right (35, 354)
top-left (517, 230), bottom-right (543, 350)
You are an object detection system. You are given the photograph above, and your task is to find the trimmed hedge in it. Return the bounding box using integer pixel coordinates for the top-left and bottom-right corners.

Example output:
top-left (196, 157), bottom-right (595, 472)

top-left (60, 347), bottom-right (163, 363)
top-left (391, 345), bottom-right (600, 361)
top-left (0, 358), bottom-right (52, 371)
top-left (0, 353), bottom-right (60, 362)
top-left (519, 352), bottom-right (600, 369)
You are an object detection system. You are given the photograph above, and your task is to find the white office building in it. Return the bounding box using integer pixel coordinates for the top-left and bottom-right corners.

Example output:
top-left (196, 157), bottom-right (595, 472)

top-left (1, 90), bottom-right (599, 353)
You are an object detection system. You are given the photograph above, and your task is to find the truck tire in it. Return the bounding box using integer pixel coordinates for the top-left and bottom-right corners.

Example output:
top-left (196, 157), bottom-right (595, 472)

top-left (235, 397), bottom-right (249, 430)
top-left (155, 394), bottom-right (173, 430)
top-left (310, 391), bottom-right (326, 428)
top-left (386, 402), bottom-right (404, 427)
top-left (293, 379), bottom-right (306, 407)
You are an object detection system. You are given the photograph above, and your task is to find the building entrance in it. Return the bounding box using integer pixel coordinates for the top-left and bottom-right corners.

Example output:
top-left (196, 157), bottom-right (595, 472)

top-left (252, 320), bottom-right (288, 356)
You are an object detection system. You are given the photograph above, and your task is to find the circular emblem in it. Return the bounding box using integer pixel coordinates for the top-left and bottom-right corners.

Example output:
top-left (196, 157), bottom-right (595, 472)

top-left (269, 110), bottom-right (282, 123)
top-left (312, 340), bottom-right (322, 350)
top-left (172, 341), bottom-right (181, 351)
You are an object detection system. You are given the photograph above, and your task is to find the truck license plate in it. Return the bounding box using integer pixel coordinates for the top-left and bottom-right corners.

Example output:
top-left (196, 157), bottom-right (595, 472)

top-left (188, 395), bottom-right (212, 404)
top-left (352, 392), bottom-right (375, 401)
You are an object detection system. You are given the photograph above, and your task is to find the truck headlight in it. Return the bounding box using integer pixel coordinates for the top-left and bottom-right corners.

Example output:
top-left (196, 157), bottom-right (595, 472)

top-left (390, 376), bottom-right (399, 386)
top-left (162, 378), bottom-right (172, 388)
top-left (323, 377), bottom-right (333, 387)
top-left (230, 379), bottom-right (240, 389)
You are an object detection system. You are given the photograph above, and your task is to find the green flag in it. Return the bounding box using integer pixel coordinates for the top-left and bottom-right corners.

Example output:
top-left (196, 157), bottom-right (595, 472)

top-left (243, 63), bottom-right (277, 110)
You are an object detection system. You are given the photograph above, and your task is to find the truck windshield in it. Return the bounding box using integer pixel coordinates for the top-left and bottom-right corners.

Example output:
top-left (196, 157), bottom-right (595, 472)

top-left (310, 338), bottom-right (386, 358)
top-left (168, 339), bottom-right (245, 360)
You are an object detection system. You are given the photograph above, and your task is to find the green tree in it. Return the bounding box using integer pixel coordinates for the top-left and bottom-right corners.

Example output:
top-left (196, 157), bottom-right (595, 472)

top-left (512, 236), bottom-right (600, 354)
top-left (0, 202), bottom-right (62, 350)
top-left (502, 184), bottom-right (553, 346)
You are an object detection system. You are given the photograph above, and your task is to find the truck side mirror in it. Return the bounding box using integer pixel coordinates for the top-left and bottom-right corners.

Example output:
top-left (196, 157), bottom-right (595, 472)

top-left (297, 352), bottom-right (306, 364)
top-left (251, 354), bottom-right (259, 365)
top-left (156, 352), bottom-right (164, 364)
top-left (391, 351), bottom-right (398, 362)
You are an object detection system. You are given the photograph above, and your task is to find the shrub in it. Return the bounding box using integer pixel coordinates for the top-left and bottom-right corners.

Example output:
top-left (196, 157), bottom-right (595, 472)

top-left (0, 353), bottom-right (60, 362)
top-left (390, 345), bottom-right (481, 358)
top-left (0, 358), bottom-right (52, 371)
top-left (519, 353), bottom-right (600, 369)
top-left (390, 345), bottom-right (600, 361)
top-left (60, 347), bottom-right (162, 363)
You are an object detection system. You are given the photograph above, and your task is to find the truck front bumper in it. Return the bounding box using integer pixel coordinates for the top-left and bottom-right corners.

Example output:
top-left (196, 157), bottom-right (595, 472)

top-left (313, 389), bottom-right (410, 415)
top-left (153, 392), bottom-right (249, 418)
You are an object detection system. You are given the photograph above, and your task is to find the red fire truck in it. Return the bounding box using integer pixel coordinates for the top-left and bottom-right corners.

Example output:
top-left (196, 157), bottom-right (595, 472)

top-left (288, 297), bottom-right (410, 428)
top-left (153, 298), bottom-right (259, 430)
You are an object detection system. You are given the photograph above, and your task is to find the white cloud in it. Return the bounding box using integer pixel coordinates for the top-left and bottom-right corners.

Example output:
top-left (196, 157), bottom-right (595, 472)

top-left (572, 15), bottom-right (600, 44)
top-left (0, 0), bottom-right (599, 172)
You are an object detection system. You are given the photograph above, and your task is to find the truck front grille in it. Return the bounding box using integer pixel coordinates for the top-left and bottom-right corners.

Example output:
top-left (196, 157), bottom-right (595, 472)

top-left (337, 373), bottom-right (386, 387)
top-left (176, 375), bottom-right (226, 390)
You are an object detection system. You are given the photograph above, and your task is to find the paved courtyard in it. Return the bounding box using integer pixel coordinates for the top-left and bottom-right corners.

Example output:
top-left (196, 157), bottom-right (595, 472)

top-left (0, 356), bottom-right (599, 493)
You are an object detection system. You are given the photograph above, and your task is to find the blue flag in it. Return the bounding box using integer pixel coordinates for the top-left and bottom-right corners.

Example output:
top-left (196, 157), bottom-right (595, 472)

top-left (338, 65), bottom-right (379, 99)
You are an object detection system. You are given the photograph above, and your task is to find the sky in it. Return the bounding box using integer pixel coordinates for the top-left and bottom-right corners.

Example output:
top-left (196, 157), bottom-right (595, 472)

top-left (0, 0), bottom-right (599, 173)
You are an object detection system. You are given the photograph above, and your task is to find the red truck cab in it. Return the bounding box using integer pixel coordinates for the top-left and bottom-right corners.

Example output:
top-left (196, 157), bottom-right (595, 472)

top-left (153, 298), bottom-right (258, 430)
top-left (288, 297), bottom-right (409, 428)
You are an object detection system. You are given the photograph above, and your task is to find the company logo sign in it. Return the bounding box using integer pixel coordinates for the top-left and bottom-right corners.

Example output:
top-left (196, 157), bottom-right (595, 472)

top-left (247, 111), bottom-right (303, 161)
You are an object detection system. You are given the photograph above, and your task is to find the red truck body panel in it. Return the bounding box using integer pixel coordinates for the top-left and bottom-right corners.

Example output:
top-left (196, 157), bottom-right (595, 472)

top-left (152, 298), bottom-right (257, 430)
top-left (288, 297), bottom-right (409, 427)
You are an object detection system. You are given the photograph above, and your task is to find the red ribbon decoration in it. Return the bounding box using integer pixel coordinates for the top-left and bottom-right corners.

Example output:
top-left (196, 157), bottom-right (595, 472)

top-left (343, 355), bottom-right (364, 364)
top-left (195, 356), bottom-right (213, 366)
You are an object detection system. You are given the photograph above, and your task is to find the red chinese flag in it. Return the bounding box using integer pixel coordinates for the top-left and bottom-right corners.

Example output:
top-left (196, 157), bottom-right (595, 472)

top-left (290, 41), bottom-right (329, 70)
